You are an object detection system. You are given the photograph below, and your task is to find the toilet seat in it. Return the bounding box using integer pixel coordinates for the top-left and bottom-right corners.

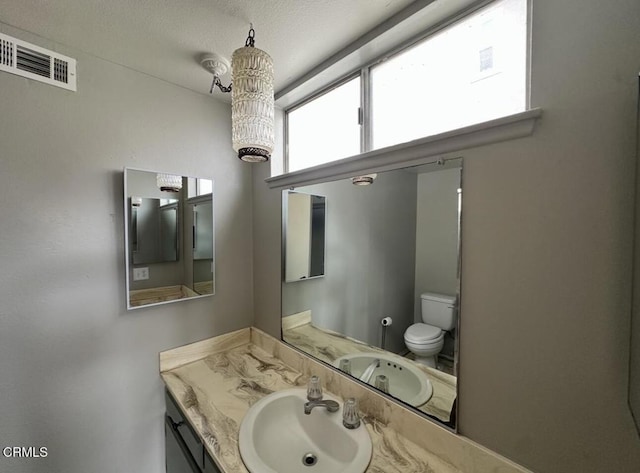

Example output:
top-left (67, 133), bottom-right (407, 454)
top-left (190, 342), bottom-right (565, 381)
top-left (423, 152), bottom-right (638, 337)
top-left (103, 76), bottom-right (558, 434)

top-left (404, 323), bottom-right (443, 345)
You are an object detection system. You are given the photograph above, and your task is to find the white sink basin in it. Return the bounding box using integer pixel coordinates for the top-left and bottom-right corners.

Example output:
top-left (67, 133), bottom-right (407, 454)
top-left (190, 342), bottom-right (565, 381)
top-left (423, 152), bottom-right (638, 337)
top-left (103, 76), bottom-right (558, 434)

top-left (239, 389), bottom-right (372, 473)
top-left (333, 352), bottom-right (433, 407)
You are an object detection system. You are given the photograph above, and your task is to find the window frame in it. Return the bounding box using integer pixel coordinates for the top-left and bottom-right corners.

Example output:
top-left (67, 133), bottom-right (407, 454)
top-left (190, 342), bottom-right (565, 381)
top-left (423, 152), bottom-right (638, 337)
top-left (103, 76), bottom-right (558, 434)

top-left (284, 71), bottom-right (363, 173)
top-left (284, 0), bottom-right (531, 173)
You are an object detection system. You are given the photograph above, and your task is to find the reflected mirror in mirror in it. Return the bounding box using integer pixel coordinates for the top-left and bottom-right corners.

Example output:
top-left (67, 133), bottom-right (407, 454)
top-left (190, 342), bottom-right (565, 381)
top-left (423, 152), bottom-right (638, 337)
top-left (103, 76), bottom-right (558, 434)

top-left (124, 168), bottom-right (215, 309)
top-left (281, 159), bottom-right (461, 430)
top-left (131, 197), bottom-right (179, 264)
top-left (284, 192), bottom-right (326, 282)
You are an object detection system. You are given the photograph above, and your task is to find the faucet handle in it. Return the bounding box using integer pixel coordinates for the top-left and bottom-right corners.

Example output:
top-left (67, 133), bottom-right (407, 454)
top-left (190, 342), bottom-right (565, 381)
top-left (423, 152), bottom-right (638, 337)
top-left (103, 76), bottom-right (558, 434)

top-left (342, 398), bottom-right (361, 429)
top-left (307, 375), bottom-right (323, 401)
top-left (338, 359), bottom-right (352, 375)
top-left (374, 374), bottom-right (389, 393)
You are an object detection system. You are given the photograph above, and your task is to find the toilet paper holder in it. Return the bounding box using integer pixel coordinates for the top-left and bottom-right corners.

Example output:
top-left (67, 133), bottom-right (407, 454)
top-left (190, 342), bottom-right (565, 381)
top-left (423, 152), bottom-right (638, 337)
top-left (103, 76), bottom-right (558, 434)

top-left (380, 317), bottom-right (392, 349)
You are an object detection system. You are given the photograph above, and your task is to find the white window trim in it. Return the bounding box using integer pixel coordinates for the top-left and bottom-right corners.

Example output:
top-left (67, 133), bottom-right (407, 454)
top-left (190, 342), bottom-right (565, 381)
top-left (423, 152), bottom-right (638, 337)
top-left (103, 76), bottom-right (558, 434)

top-left (276, 0), bottom-right (498, 109)
top-left (279, 0), bottom-right (534, 180)
top-left (266, 108), bottom-right (541, 189)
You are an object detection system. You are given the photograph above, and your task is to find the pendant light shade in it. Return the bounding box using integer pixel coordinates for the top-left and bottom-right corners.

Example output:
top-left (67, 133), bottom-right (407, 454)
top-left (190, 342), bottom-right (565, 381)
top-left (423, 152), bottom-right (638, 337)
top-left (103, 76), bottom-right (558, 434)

top-left (231, 45), bottom-right (274, 162)
top-left (203, 25), bottom-right (275, 163)
top-left (156, 173), bottom-right (182, 192)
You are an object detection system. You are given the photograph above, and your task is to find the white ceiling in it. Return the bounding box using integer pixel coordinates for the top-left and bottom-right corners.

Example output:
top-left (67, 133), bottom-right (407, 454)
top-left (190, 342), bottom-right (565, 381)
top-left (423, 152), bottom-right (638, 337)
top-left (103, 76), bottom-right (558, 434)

top-left (0, 0), bottom-right (414, 100)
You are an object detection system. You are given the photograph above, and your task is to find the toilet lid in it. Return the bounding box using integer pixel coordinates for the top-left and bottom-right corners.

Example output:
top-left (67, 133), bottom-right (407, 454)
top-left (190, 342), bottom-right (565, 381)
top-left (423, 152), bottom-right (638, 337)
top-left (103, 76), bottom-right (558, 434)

top-left (405, 323), bottom-right (443, 343)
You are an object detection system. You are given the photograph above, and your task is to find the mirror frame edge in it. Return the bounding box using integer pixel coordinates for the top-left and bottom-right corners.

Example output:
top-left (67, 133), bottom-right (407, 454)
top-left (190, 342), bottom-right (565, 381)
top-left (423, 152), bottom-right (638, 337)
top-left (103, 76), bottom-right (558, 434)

top-left (278, 160), bottom-right (463, 433)
top-left (123, 166), bottom-right (216, 311)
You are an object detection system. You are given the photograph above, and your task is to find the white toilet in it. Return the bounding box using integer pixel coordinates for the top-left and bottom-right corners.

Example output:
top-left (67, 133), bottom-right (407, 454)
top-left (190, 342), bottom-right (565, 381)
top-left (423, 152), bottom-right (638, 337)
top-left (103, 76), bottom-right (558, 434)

top-left (404, 292), bottom-right (457, 368)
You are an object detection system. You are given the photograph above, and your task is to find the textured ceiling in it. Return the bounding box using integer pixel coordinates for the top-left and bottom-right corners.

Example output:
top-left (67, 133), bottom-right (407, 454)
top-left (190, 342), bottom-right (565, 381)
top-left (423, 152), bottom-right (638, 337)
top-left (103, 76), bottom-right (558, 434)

top-left (0, 0), bottom-right (414, 99)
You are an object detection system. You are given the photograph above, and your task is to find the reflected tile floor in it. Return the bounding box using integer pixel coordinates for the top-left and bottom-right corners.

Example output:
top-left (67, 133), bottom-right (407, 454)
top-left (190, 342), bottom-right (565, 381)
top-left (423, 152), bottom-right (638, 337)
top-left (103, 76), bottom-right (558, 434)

top-left (403, 352), bottom-right (456, 377)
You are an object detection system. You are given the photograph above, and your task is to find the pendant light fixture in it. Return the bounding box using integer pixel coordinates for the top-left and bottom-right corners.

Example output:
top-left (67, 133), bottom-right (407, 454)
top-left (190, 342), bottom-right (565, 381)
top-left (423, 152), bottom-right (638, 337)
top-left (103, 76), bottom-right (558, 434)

top-left (202, 25), bottom-right (274, 163)
top-left (156, 173), bottom-right (182, 192)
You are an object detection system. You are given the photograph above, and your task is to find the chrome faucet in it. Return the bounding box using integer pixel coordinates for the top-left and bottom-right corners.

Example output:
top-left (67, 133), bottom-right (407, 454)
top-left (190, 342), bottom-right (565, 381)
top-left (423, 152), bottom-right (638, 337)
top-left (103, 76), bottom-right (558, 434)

top-left (304, 399), bottom-right (340, 415)
top-left (304, 375), bottom-right (340, 415)
top-left (359, 359), bottom-right (380, 383)
top-left (302, 376), bottom-right (361, 428)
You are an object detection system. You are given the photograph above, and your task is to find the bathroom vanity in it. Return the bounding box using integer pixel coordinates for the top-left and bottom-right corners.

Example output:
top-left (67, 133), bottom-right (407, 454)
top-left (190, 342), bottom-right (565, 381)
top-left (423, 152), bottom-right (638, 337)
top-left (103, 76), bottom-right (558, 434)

top-left (165, 390), bottom-right (221, 473)
top-left (160, 327), bottom-right (531, 473)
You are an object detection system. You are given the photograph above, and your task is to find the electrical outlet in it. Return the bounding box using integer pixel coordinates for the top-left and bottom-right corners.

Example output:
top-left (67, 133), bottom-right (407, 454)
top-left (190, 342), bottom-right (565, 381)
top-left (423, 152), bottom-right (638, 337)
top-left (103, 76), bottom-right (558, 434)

top-left (133, 267), bottom-right (149, 281)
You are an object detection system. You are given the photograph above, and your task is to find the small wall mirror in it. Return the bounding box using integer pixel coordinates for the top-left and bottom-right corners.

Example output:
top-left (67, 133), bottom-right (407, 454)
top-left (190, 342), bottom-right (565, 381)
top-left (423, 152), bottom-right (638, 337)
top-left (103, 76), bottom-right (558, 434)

top-left (283, 191), bottom-right (326, 282)
top-left (281, 159), bottom-right (462, 430)
top-left (124, 168), bottom-right (215, 310)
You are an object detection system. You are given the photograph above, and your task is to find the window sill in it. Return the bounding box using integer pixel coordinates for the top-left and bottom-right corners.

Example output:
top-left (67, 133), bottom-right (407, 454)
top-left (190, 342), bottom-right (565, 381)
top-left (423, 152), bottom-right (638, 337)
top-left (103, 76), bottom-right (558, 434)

top-left (266, 108), bottom-right (542, 189)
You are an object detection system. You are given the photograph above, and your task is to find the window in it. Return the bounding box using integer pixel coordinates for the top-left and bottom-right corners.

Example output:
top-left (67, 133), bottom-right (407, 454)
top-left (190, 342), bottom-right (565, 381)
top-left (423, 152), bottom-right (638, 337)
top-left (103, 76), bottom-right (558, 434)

top-left (285, 0), bottom-right (527, 172)
top-left (287, 76), bottom-right (361, 172)
top-left (371, 0), bottom-right (527, 149)
top-left (187, 177), bottom-right (213, 198)
top-left (479, 47), bottom-right (494, 72)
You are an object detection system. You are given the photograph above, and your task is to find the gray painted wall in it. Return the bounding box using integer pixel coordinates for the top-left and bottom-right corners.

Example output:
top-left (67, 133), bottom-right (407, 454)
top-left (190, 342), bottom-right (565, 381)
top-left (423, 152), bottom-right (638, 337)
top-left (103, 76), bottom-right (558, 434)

top-left (282, 171), bottom-right (417, 353)
top-left (255, 0), bottom-right (640, 471)
top-left (414, 168), bottom-right (460, 322)
top-left (0, 24), bottom-right (254, 473)
top-left (252, 108), bottom-right (284, 339)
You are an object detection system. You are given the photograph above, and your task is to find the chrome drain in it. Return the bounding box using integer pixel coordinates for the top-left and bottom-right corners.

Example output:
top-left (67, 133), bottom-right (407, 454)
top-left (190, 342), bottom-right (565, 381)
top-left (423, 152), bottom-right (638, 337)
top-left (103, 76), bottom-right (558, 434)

top-left (302, 452), bottom-right (318, 467)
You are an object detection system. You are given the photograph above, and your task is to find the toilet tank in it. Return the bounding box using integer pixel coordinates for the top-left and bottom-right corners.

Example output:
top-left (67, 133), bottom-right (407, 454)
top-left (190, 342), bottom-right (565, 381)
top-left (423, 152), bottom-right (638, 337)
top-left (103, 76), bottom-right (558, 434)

top-left (421, 292), bottom-right (457, 331)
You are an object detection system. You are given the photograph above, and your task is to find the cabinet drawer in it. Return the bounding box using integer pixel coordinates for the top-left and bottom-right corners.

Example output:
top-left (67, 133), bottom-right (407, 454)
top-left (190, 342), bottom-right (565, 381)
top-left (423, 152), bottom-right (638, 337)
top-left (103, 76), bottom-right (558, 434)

top-left (165, 416), bottom-right (202, 473)
top-left (165, 390), bottom-right (204, 470)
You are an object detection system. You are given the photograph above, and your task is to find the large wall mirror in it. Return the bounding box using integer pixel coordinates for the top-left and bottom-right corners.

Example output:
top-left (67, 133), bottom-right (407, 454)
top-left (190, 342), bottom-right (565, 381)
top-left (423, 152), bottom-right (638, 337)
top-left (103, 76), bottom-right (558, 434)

top-left (281, 159), bottom-right (462, 430)
top-left (124, 168), bottom-right (215, 310)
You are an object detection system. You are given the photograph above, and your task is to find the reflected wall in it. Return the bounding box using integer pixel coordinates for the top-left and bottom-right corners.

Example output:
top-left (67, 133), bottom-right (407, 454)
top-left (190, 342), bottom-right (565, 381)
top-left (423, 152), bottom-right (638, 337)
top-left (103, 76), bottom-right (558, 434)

top-left (282, 169), bottom-right (418, 353)
top-left (124, 168), bottom-right (215, 309)
top-left (281, 162), bottom-right (462, 428)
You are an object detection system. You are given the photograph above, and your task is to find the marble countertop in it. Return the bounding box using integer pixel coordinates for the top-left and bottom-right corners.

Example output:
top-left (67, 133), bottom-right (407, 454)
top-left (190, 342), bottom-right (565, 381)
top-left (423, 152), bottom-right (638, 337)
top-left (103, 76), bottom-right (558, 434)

top-left (161, 333), bottom-right (462, 473)
top-left (282, 314), bottom-right (457, 423)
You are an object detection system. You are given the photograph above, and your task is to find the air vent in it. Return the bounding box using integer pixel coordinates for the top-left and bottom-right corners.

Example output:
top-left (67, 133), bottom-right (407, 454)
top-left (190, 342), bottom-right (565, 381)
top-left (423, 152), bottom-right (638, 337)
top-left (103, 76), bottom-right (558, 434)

top-left (0, 33), bottom-right (76, 91)
top-left (1, 37), bottom-right (13, 67)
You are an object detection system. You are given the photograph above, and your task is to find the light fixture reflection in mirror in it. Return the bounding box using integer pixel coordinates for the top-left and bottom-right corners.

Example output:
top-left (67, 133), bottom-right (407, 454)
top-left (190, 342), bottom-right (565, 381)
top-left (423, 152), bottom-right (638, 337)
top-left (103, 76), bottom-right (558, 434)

top-left (123, 168), bottom-right (215, 310)
top-left (281, 159), bottom-right (462, 430)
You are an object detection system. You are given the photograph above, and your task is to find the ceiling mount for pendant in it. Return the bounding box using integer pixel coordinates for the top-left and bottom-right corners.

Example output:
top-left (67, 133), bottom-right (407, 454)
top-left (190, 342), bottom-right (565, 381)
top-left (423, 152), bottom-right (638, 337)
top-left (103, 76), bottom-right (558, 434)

top-left (201, 53), bottom-right (230, 82)
top-left (201, 53), bottom-right (232, 93)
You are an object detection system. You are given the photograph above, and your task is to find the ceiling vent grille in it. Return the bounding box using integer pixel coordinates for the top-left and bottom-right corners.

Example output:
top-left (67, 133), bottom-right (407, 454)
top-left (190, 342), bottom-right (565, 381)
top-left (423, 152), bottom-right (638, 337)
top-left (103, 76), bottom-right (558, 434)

top-left (0, 33), bottom-right (76, 91)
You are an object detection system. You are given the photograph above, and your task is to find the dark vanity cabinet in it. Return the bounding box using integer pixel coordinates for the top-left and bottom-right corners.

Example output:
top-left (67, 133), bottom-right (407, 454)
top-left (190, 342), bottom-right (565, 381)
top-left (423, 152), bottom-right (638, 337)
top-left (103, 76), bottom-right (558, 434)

top-left (165, 391), bottom-right (221, 473)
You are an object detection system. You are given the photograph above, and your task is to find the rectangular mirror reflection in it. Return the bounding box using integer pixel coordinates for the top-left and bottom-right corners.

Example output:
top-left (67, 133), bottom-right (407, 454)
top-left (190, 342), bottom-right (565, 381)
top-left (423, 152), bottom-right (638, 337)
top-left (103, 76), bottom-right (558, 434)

top-left (124, 168), bottom-right (215, 309)
top-left (131, 197), bottom-right (179, 264)
top-left (284, 191), bottom-right (326, 282)
top-left (281, 159), bottom-right (461, 430)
